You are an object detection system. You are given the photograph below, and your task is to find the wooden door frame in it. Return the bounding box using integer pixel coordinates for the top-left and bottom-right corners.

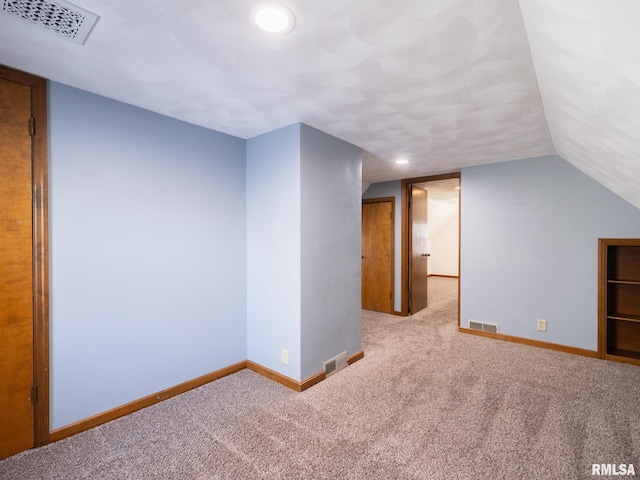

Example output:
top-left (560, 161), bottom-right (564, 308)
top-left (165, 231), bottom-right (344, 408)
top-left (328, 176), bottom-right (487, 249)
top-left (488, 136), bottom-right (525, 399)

top-left (362, 197), bottom-right (395, 313)
top-left (1, 65), bottom-right (49, 447)
top-left (401, 173), bottom-right (460, 320)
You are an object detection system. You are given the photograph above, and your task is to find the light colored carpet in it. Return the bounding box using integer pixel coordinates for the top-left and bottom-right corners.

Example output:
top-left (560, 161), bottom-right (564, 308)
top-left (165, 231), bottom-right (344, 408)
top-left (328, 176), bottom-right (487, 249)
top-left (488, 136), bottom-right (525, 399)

top-left (1, 277), bottom-right (639, 479)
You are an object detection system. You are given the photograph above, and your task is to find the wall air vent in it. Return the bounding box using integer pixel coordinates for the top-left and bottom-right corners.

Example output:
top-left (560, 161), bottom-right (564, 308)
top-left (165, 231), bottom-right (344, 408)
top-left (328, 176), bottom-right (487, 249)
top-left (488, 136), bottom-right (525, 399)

top-left (323, 351), bottom-right (348, 376)
top-left (469, 320), bottom-right (499, 334)
top-left (1, 0), bottom-right (98, 45)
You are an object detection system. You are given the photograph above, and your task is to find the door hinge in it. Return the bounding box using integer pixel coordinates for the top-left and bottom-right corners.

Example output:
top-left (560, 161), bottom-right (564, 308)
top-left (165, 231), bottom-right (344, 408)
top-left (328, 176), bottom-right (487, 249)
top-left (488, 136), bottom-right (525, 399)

top-left (31, 384), bottom-right (38, 404)
top-left (29, 118), bottom-right (36, 136)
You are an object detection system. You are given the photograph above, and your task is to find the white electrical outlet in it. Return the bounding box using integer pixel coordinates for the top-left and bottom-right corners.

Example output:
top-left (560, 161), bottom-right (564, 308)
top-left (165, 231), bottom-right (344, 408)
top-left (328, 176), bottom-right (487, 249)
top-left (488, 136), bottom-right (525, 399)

top-left (537, 319), bottom-right (547, 332)
top-left (281, 348), bottom-right (289, 365)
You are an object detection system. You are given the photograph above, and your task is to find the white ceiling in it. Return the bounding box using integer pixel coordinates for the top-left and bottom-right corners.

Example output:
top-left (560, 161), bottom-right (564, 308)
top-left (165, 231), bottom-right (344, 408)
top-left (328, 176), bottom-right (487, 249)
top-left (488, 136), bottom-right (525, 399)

top-left (415, 178), bottom-right (460, 204)
top-left (1, 0), bottom-right (639, 208)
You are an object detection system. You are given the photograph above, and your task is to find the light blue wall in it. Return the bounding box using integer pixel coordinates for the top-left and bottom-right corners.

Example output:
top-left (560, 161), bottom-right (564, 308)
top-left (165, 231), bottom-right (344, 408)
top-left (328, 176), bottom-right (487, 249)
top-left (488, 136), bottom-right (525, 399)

top-left (49, 83), bottom-right (247, 429)
top-left (247, 123), bottom-right (362, 382)
top-left (246, 124), bottom-right (302, 380)
top-left (362, 181), bottom-right (402, 312)
top-left (300, 124), bottom-right (362, 380)
top-left (460, 155), bottom-right (640, 350)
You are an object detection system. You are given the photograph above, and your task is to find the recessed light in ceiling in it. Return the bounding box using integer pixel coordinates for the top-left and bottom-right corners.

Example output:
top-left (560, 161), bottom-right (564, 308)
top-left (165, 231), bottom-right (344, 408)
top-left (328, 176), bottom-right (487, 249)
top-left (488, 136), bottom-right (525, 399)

top-left (395, 159), bottom-right (409, 165)
top-left (250, 2), bottom-right (296, 34)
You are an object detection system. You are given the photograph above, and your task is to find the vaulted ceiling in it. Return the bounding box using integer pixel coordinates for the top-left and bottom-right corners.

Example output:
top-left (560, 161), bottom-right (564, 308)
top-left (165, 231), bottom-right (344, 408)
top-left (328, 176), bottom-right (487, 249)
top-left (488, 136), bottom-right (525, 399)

top-left (1, 0), bottom-right (638, 208)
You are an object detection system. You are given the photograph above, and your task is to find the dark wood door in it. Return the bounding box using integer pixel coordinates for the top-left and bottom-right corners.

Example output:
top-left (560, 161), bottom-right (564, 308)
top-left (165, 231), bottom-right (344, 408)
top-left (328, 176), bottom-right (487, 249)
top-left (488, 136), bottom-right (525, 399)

top-left (409, 185), bottom-right (428, 313)
top-left (0, 76), bottom-right (35, 459)
top-left (362, 199), bottom-right (394, 313)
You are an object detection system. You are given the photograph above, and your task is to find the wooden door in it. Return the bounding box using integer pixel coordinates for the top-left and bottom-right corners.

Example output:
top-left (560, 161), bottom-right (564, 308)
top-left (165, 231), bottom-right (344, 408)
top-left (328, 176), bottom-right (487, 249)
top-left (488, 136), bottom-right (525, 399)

top-left (409, 185), bottom-right (428, 313)
top-left (362, 198), bottom-right (394, 313)
top-left (0, 66), bottom-right (49, 459)
top-left (0, 76), bottom-right (35, 458)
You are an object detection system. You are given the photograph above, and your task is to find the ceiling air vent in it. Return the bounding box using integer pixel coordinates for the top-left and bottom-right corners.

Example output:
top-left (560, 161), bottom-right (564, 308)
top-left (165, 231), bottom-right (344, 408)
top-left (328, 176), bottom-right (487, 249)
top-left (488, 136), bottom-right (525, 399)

top-left (1, 0), bottom-right (98, 45)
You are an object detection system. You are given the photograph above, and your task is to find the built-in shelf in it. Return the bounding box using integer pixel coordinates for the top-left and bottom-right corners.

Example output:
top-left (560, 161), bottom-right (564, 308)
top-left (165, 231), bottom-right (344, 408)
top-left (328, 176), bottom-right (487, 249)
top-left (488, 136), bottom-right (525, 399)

top-left (599, 239), bottom-right (640, 366)
top-left (606, 349), bottom-right (640, 362)
top-left (608, 280), bottom-right (640, 286)
top-left (607, 314), bottom-right (640, 324)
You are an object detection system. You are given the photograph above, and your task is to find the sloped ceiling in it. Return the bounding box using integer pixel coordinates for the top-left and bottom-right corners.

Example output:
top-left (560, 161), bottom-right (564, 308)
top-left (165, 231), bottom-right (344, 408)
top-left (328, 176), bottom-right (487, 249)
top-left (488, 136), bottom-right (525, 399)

top-left (519, 0), bottom-right (640, 209)
top-left (0, 0), bottom-right (638, 208)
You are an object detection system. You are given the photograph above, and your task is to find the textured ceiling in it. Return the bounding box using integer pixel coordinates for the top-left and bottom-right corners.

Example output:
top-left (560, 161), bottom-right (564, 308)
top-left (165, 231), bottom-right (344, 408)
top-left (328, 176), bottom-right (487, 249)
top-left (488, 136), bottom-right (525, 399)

top-left (415, 178), bottom-right (460, 204)
top-left (519, 0), bottom-right (640, 209)
top-left (0, 0), bottom-right (638, 208)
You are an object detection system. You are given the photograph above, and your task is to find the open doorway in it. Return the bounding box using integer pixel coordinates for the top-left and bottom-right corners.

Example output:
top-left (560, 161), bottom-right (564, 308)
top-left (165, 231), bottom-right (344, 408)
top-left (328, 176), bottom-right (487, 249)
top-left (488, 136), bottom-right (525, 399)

top-left (401, 174), bottom-right (460, 323)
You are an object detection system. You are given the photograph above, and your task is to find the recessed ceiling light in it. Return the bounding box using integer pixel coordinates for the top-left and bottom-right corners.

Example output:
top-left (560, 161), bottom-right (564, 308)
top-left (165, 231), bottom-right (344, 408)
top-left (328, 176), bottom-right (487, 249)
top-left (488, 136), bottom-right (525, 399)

top-left (250, 2), bottom-right (296, 34)
top-left (395, 159), bottom-right (409, 165)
